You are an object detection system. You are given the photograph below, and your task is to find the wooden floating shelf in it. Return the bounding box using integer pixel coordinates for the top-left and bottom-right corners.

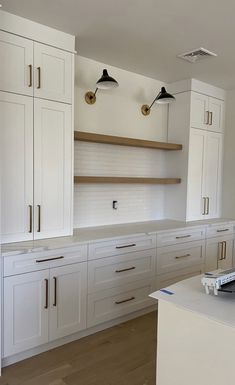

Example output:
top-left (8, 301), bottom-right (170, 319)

top-left (74, 131), bottom-right (182, 151)
top-left (74, 176), bottom-right (181, 184)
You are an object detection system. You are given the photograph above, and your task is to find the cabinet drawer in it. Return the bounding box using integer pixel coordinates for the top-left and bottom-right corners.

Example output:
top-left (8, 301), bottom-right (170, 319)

top-left (88, 235), bottom-right (156, 260)
top-left (157, 227), bottom-right (205, 247)
top-left (87, 278), bottom-right (155, 327)
top-left (206, 223), bottom-right (235, 239)
top-left (4, 245), bottom-right (88, 276)
top-left (156, 241), bottom-right (205, 275)
top-left (88, 249), bottom-right (156, 293)
top-left (156, 265), bottom-right (204, 290)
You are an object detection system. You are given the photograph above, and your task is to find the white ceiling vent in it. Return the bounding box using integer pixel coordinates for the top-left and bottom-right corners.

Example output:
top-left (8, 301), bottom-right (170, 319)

top-left (177, 48), bottom-right (217, 63)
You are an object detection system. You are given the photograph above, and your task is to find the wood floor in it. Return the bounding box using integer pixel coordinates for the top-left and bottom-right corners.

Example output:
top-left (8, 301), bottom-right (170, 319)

top-left (0, 312), bottom-right (157, 385)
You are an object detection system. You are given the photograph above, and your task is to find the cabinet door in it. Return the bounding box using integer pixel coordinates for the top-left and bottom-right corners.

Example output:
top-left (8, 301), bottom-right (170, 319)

top-left (3, 270), bottom-right (49, 357)
top-left (0, 31), bottom-right (33, 96)
top-left (0, 92), bottom-right (34, 243)
top-left (205, 236), bottom-right (233, 271)
top-left (190, 92), bottom-right (209, 130)
top-left (49, 263), bottom-right (87, 341)
top-left (208, 97), bottom-right (224, 133)
top-left (34, 42), bottom-right (72, 103)
top-left (187, 128), bottom-right (207, 220)
top-left (34, 99), bottom-right (72, 239)
top-left (204, 132), bottom-right (223, 219)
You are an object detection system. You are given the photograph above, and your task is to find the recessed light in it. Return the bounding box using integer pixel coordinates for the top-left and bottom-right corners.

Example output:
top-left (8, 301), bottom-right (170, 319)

top-left (0, 4), bottom-right (2, 7)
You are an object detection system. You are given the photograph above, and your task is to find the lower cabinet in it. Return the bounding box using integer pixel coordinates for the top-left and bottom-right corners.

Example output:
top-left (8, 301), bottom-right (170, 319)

top-left (3, 262), bottom-right (87, 357)
top-left (205, 235), bottom-right (234, 271)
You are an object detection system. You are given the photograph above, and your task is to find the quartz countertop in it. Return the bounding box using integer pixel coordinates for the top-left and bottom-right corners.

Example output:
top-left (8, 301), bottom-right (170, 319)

top-left (1, 218), bottom-right (235, 257)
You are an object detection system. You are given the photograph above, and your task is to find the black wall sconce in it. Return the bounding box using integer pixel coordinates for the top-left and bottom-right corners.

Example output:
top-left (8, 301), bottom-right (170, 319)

top-left (85, 69), bottom-right (119, 105)
top-left (141, 87), bottom-right (175, 116)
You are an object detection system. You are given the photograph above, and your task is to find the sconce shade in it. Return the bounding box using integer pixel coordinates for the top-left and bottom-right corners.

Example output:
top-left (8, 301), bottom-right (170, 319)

top-left (155, 87), bottom-right (175, 104)
top-left (96, 69), bottom-right (119, 90)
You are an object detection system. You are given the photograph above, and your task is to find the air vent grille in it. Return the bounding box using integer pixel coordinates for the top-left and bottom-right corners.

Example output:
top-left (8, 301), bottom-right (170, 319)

top-left (177, 48), bottom-right (217, 63)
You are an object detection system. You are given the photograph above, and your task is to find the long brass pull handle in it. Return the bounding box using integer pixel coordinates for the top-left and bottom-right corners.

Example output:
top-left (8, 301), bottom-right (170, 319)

top-left (37, 67), bottom-right (41, 89)
top-left (202, 197), bottom-right (206, 215)
top-left (53, 277), bottom-right (57, 306)
top-left (37, 205), bottom-right (41, 232)
top-left (205, 110), bottom-right (210, 125)
top-left (217, 229), bottom-right (229, 233)
top-left (209, 111), bottom-right (213, 125)
top-left (223, 241), bottom-right (227, 260)
top-left (115, 296), bottom-right (135, 305)
top-left (175, 235), bottom-right (191, 239)
top-left (115, 266), bottom-right (136, 273)
top-left (36, 256), bottom-right (64, 263)
top-left (28, 64), bottom-right (32, 87)
top-left (28, 205), bottom-right (33, 233)
top-left (44, 279), bottom-right (49, 309)
top-left (175, 253), bottom-right (191, 259)
top-left (116, 244), bottom-right (136, 249)
top-left (206, 197), bottom-right (209, 215)
top-left (218, 242), bottom-right (224, 261)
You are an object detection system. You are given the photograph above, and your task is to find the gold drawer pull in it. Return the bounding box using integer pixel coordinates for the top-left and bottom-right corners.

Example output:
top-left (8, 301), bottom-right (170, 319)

top-left (36, 256), bottom-right (64, 263)
top-left (115, 296), bottom-right (135, 305)
top-left (175, 253), bottom-right (191, 259)
top-left (175, 235), bottom-right (191, 239)
top-left (116, 243), bottom-right (136, 249)
top-left (115, 266), bottom-right (136, 273)
top-left (217, 229), bottom-right (229, 233)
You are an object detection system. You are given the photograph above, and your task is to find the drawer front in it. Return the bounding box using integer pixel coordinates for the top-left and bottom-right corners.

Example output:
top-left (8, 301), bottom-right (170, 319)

top-left (88, 235), bottom-right (156, 260)
top-left (206, 223), bottom-right (235, 239)
top-left (88, 249), bottom-right (156, 293)
top-left (157, 227), bottom-right (205, 247)
top-left (4, 245), bottom-right (88, 276)
top-left (156, 265), bottom-right (204, 291)
top-left (156, 241), bottom-right (205, 275)
top-left (87, 279), bottom-right (155, 327)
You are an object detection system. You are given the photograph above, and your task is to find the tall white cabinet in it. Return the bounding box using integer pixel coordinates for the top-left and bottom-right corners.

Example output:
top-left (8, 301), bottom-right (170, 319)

top-left (165, 79), bottom-right (225, 222)
top-left (0, 11), bottom-right (75, 243)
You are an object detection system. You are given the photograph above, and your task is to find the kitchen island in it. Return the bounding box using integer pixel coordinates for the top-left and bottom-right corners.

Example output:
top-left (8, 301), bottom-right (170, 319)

top-left (150, 274), bottom-right (235, 385)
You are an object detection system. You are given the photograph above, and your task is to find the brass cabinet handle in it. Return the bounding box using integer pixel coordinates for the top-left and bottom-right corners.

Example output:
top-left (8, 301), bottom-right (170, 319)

top-left (217, 229), bottom-right (229, 233)
top-left (115, 296), bottom-right (135, 305)
top-left (116, 244), bottom-right (136, 249)
top-left (205, 110), bottom-right (210, 125)
top-left (28, 64), bottom-right (33, 87)
top-left (202, 197), bottom-right (206, 215)
top-left (115, 266), bottom-right (136, 273)
top-left (36, 256), bottom-right (64, 263)
top-left (44, 279), bottom-right (49, 309)
top-left (218, 242), bottom-right (224, 261)
top-left (223, 241), bottom-right (227, 260)
top-left (37, 67), bottom-right (41, 89)
top-left (37, 205), bottom-right (41, 232)
top-left (175, 253), bottom-right (191, 259)
top-left (209, 111), bottom-right (213, 125)
top-left (175, 235), bottom-right (191, 239)
top-left (53, 277), bottom-right (57, 307)
top-left (28, 205), bottom-right (33, 233)
top-left (206, 197), bottom-right (209, 215)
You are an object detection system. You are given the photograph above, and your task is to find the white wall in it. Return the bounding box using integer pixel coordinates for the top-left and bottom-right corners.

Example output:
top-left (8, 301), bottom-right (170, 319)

top-left (222, 90), bottom-right (235, 218)
top-left (74, 55), bottom-right (168, 228)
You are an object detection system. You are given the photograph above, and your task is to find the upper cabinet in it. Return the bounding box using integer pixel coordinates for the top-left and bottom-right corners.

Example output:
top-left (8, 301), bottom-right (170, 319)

top-left (191, 92), bottom-right (224, 133)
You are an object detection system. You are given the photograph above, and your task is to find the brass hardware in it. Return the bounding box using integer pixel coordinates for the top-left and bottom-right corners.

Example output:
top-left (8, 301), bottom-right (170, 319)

top-left (205, 111), bottom-right (210, 125)
top-left (223, 241), bottom-right (227, 260)
top-left (44, 279), bottom-right (49, 309)
top-left (115, 266), bottom-right (136, 273)
top-left (141, 104), bottom-right (151, 116)
top-left (53, 277), bottom-right (57, 306)
top-left (217, 229), bottom-right (229, 233)
top-left (116, 243), bottom-right (136, 249)
top-left (37, 205), bottom-right (41, 232)
top-left (175, 235), bottom-right (191, 239)
top-left (218, 242), bottom-right (224, 261)
top-left (85, 91), bottom-right (96, 105)
top-left (115, 296), bottom-right (135, 305)
top-left (36, 256), bottom-right (64, 263)
top-left (28, 65), bottom-right (32, 87)
top-left (206, 197), bottom-right (209, 215)
top-left (202, 197), bottom-right (206, 215)
top-left (37, 67), bottom-right (41, 89)
top-left (209, 111), bottom-right (213, 125)
top-left (28, 205), bottom-right (33, 233)
top-left (175, 253), bottom-right (191, 259)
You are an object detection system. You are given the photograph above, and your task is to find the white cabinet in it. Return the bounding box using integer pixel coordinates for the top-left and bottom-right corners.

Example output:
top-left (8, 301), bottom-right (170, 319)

top-left (34, 99), bottom-right (72, 239)
top-left (4, 270), bottom-right (49, 357)
top-left (0, 92), bottom-right (34, 243)
top-left (191, 92), bottom-right (224, 133)
top-left (205, 235), bottom-right (234, 271)
top-left (187, 128), bottom-right (223, 220)
top-left (49, 263), bottom-right (87, 341)
top-left (0, 31), bottom-right (34, 96)
top-left (34, 42), bottom-right (72, 103)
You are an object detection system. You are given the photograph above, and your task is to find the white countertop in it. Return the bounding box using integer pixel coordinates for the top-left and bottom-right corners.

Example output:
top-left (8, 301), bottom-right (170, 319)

top-left (150, 273), bottom-right (235, 328)
top-left (1, 218), bottom-right (234, 257)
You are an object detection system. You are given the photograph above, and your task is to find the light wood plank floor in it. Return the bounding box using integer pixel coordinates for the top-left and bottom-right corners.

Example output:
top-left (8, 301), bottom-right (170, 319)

top-left (0, 312), bottom-right (157, 385)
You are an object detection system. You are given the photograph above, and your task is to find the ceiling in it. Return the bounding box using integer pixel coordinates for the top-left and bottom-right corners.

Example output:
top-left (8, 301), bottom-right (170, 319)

top-left (1, 0), bottom-right (235, 89)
